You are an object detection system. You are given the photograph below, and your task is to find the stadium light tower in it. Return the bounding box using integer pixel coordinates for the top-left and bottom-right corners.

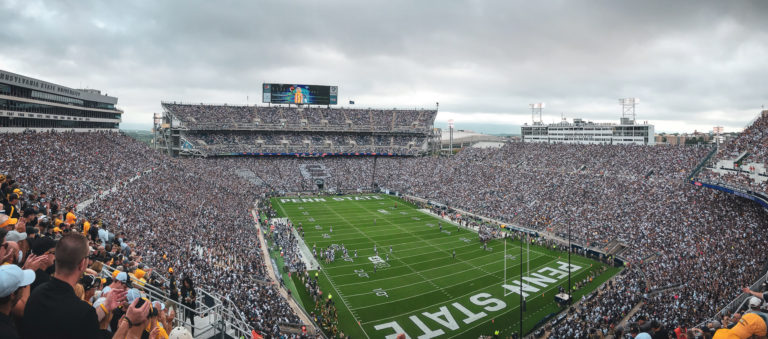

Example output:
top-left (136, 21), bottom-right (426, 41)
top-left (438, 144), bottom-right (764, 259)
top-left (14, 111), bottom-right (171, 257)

top-left (713, 126), bottom-right (724, 146)
top-left (529, 103), bottom-right (545, 124)
top-left (448, 119), bottom-right (454, 156)
top-left (619, 98), bottom-right (639, 124)
top-left (152, 113), bottom-right (162, 149)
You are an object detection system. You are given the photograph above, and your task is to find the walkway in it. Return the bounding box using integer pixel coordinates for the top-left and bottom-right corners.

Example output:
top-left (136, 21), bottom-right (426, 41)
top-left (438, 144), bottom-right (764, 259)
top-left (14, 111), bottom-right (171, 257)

top-left (251, 209), bottom-right (317, 334)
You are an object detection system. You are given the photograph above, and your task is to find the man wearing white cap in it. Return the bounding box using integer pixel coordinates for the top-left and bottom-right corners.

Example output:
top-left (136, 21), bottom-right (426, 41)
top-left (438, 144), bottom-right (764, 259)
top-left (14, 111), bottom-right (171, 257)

top-left (0, 264), bottom-right (36, 339)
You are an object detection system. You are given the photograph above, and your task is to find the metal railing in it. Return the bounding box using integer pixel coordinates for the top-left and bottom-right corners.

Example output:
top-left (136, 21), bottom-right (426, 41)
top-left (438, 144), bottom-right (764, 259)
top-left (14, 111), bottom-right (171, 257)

top-left (99, 264), bottom-right (254, 338)
top-left (687, 145), bottom-right (718, 181)
top-left (696, 270), bottom-right (768, 328)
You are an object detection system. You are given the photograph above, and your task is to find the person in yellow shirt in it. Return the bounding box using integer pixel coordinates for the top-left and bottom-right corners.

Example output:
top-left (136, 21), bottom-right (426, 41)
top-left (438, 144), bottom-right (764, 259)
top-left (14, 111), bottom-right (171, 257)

top-left (82, 220), bottom-right (91, 236)
top-left (65, 208), bottom-right (77, 224)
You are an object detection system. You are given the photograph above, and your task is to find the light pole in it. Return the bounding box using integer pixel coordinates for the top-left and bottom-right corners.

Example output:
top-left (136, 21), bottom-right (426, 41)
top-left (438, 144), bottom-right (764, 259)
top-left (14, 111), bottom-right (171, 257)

top-left (448, 119), bottom-right (454, 156)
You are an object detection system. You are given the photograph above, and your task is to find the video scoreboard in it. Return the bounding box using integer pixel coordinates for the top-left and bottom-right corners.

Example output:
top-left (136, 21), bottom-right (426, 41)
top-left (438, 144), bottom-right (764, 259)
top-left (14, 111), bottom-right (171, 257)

top-left (262, 83), bottom-right (338, 105)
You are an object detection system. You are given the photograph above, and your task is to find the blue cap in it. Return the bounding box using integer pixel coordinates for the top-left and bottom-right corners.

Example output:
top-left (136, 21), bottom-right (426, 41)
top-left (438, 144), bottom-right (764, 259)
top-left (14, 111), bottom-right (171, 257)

top-left (126, 288), bottom-right (142, 304)
top-left (0, 265), bottom-right (35, 298)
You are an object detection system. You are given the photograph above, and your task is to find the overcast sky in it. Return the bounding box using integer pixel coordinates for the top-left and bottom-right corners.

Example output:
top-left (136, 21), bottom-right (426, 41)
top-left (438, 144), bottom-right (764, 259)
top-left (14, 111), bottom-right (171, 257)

top-left (1, 0), bottom-right (766, 133)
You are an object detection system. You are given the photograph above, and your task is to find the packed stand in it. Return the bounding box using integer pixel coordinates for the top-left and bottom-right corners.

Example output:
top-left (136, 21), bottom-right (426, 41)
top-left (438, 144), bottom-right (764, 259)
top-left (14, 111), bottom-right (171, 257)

top-left (700, 110), bottom-right (768, 194)
top-left (0, 171), bottom-right (199, 338)
top-left (164, 102), bottom-right (436, 132)
top-left (80, 159), bottom-right (304, 337)
top-left (0, 130), bottom-right (164, 205)
top-left (182, 131), bottom-right (427, 155)
top-left (0, 134), bottom-right (308, 337)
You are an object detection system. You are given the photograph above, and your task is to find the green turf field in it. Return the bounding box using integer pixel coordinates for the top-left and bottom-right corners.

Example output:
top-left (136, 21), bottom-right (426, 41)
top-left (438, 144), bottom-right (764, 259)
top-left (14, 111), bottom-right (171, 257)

top-left (271, 194), bottom-right (620, 338)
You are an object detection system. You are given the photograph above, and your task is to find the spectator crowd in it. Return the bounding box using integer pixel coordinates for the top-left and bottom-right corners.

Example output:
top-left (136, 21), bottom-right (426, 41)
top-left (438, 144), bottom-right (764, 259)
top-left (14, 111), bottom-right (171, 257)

top-left (163, 103), bottom-right (437, 132)
top-left (1, 124), bottom-right (768, 338)
top-left (181, 131), bottom-right (426, 155)
top-left (699, 110), bottom-right (768, 194)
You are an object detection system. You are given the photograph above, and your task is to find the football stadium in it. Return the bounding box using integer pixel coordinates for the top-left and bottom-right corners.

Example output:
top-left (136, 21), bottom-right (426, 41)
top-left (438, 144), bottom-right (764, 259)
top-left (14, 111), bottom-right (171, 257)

top-left (2, 2), bottom-right (768, 339)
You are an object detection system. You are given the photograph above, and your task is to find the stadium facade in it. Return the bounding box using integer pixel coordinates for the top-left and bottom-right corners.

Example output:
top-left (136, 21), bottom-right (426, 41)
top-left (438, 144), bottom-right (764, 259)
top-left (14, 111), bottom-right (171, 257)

top-left (521, 118), bottom-right (655, 145)
top-left (0, 69), bottom-right (121, 132)
top-left (156, 102), bottom-right (438, 157)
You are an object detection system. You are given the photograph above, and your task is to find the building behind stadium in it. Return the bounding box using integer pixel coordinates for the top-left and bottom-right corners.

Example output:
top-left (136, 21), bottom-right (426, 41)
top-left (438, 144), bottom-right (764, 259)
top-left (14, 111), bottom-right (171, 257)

top-left (521, 98), bottom-right (655, 145)
top-left (0, 69), bottom-right (121, 132)
top-left (522, 118), bottom-right (655, 145)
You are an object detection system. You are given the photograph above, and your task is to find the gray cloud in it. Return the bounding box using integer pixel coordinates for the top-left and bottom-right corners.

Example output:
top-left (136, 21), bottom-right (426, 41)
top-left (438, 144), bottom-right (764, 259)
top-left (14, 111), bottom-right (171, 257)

top-left (1, 0), bottom-right (766, 132)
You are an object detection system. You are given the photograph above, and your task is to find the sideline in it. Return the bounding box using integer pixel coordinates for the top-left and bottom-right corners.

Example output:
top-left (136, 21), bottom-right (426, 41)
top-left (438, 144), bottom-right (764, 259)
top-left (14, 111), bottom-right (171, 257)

top-left (251, 208), bottom-right (318, 335)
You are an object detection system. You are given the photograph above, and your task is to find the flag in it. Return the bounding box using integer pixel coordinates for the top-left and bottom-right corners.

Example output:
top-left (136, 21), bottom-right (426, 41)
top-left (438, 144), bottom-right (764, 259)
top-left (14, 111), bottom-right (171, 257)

top-left (252, 330), bottom-right (264, 339)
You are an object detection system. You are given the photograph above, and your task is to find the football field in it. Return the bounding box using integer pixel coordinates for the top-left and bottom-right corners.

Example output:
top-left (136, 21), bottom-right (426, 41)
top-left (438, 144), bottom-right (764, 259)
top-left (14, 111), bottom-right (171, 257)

top-left (271, 194), bottom-right (620, 338)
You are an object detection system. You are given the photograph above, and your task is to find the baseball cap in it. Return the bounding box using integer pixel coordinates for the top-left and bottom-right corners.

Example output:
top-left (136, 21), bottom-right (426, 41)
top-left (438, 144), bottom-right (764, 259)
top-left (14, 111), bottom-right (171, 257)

top-left (125, 288), bottom-right (142, 304)
top-left (713, 313), bottom-right (767, 339)
top-left (168, 327), bottom-right (193, 339)
top-left (0, 215), bottom-right (18, 229)
top-left (5, 230), bottom-right (27, 242)
top-left (115, 271), bottom-right (132, 287)
top-left (749, 296), bottom-right (762, 308)
top-left (0, 264), bottom-right (36, 297)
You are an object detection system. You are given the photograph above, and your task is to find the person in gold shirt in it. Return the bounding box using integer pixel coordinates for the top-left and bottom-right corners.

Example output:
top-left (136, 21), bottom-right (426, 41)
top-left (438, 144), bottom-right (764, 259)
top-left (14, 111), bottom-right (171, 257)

top-left (65, 208), bottom-right (77, 225)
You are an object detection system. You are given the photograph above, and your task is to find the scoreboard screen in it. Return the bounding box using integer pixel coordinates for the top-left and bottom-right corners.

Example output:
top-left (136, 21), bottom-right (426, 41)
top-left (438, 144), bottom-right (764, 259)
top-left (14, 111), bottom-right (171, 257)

top-left (262, 83), bottom-right (338, 105)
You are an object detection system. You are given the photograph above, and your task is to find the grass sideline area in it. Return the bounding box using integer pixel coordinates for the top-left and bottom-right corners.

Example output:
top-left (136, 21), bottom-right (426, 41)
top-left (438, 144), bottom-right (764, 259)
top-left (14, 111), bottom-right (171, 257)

top-left (271, 194), bottom-right (620, 338)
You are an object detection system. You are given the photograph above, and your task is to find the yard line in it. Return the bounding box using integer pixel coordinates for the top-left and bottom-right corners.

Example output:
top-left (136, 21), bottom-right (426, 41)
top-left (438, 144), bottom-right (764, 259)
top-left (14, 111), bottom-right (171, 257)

top-left (334, 241), bottom-right (535, 283)
top-left (303, 224), bottom-right (461, 244)
top-left (342, 251), bottom-right (548, 297)
top-left (326, 239), bottom-right (500, 274)
top-left (348, 199), bottom-right (502, 278)
top-left (323, 235), bottom-right (550, 273)
top-left (300, 218), bottom-right (453, 235)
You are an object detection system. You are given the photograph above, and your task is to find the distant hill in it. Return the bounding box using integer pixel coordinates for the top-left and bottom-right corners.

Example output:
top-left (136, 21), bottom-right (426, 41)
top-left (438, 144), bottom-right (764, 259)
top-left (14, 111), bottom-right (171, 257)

top-left (122, 129), bottom-right (154, 145)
